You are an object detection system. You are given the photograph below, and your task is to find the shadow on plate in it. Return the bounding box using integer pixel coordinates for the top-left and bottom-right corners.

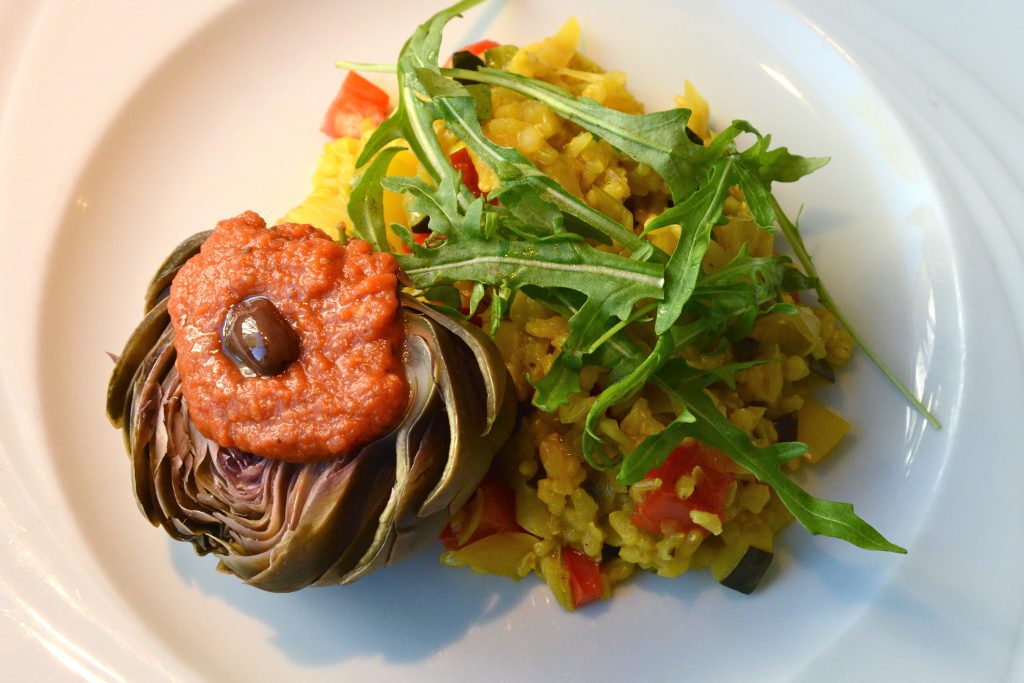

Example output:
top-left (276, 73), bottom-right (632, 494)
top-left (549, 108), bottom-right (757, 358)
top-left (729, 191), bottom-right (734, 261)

top-left (169, 538), bottom-right (529, 665)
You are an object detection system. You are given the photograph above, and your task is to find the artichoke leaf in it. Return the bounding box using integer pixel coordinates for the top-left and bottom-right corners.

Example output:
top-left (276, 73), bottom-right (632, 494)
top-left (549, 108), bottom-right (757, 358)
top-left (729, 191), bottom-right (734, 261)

top-left (343, 305), bottom-right (518, 579)
top-left (111, 229), bottom-right (206, 429)
top-left (127, 329), bottom-right (176, 525)
top-left (389, 316), bottom-right (444, 520)
top-left (239, 446), bottom-right (396, 592)
top-left (343, 318), bottom-right (448, 577)
top-left (335, 321), bottom-right (443, 583)
top-left (314, 465), bottom-right (402, 586)
top-left (143, 230), bottom-right (211, 313)
top-left (151, 380), bottom-right (225, 543)
top-left (107, 299), bottom-right (170, 428)
top-left (393, 409), bottom-right (449, 533)
top-left (404, 297), bottom-right (509, 435)
top-left (415, 315), bottom-right (491, 517)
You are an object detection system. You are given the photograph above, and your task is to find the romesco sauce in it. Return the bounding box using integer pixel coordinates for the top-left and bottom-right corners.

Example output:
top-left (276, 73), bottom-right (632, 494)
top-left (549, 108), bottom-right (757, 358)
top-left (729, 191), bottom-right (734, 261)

top-left (167, 211), bottom-right (408, 462)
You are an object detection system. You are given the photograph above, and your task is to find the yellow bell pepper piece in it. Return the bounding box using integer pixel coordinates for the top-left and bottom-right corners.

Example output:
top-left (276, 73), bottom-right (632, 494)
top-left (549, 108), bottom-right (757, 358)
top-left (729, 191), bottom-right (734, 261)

top-left (797, 396), bottom-right (851, 463)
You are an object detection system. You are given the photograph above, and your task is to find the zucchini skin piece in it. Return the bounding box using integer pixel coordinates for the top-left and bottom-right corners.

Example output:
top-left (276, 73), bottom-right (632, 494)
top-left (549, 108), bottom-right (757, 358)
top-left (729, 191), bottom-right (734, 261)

top-left (719, 546), bottom-right (774, 594)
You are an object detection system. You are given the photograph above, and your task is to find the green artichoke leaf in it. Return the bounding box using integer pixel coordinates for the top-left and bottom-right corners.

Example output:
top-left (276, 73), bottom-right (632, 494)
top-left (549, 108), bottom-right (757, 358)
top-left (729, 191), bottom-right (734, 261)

top-left (144, 230), bottom-right (211, 313)
top-left (338, 316), bottom-right (444, 583)
top-left (107, 299), bottom-right (170, 429)
top-left (405, 296), bottom-right (511, 435)
top-left (244, 450), bottom-right (396, 592)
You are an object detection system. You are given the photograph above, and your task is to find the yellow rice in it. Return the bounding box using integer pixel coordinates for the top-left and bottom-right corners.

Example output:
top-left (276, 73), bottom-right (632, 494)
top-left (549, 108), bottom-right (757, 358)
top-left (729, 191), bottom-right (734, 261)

top-left (285, 18), bottom-right (854, 609)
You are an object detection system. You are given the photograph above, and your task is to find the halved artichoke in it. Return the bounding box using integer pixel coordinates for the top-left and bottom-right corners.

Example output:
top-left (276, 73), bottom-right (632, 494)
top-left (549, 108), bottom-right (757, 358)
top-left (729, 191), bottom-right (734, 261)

top-left (106, 230), bottom-right (516, 592)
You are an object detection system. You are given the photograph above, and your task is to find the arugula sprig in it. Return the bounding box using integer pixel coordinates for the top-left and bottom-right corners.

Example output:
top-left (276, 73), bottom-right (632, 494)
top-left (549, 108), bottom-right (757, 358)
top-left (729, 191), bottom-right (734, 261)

top-left (349, 24), bottom-right (667, 347)
top-left (415, 69), bottom-right (658, 258)
top-left (353, 0), bottom-right (477, 196)
top-left (529, 284), bottom-right (906, 555)
top-left (442, 64), bottom-right (829, 334)
top-left (772, 198), bottom-right (942, 428)
top-left (580, 248), bottom-right (814, 470)
top-left (445, 66), bottom-right (712, 202)
top-left (342, 0), bottom-right (919, 553)
top-left (650, 362), bottom-right (905, 553)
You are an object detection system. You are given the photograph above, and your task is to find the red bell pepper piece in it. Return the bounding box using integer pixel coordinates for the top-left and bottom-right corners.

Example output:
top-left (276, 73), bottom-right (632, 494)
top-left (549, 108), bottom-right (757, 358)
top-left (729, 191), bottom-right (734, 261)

top-left (458, 39), bottom-right (500, 56)
top-left (449, 148), bottom-right (481, 196)
top-left (631, 440), bottom-right (735, 535)
top-left (320, 72), bottom-right (389, 139)
top-left (563, 547), bottom-right (602, 609)
top-left (440, 476), bottom-right (520, 550)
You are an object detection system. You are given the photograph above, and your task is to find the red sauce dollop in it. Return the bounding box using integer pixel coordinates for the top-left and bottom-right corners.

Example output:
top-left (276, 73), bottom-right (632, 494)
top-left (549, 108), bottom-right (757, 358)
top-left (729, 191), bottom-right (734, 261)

top-left (168, 212), bottom-right (407, 462)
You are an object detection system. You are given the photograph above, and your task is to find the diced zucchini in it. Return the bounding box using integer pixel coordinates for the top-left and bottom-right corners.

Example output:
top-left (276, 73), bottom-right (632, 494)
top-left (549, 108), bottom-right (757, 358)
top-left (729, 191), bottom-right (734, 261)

top-left (718, 546), bottom-right (774, 594)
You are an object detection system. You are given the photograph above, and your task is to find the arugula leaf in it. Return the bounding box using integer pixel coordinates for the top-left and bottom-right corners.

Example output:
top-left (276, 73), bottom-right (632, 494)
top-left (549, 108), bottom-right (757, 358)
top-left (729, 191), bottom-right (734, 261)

top-left (582, 334), bottom-right (676, 468)
top-left (462, 281), bottom-right (483, 315)
top-left (530, 296), bottom-right (603, 410)
top-left (523, 286), bottom-right (646, 405)
top-left (349, 146), bottom-right (405, 251)
top-left (734, 161), bottom-right (776, 228)
top-left (647, 158), bottom-right (735, 333)
top-left (616, 416), bottom-right (694, 485)
top-left (396, 235), bottom-right (663, 312)
top-left (446, 66), bottom-right (711, 201)
top-left (416, 68), bottom-right (658, 257)
top-left (737, 125), bottom-right (830, 184)
top-left (381, 173), bottom-right (461, 236)
top-left (730, 124), bottom-right (829, 229)
top-left (644, 361), bottom-right (905, 554)
top-left (537, 247), bottom-right (800, 413)
top-left (530, 352), bottom-right (584, 411)
top-left (355, 0), bottom-right (486, 195)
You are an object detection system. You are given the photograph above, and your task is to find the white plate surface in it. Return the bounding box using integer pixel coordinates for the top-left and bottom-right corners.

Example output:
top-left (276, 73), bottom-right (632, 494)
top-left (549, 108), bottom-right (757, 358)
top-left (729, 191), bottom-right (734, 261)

top-left (1, 1), bottom-right (1023, 681)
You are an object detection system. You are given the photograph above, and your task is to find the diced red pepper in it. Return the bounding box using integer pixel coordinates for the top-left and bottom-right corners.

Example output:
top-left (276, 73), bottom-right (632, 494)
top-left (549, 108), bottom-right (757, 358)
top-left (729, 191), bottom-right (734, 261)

top-left (320, 72), bottom-right (389, 139)
top-left (449, 148), bottom-right (481, 196)
top-left (459, 39), bottom-right (500, 56)
top-left (445, 39), bottom-right (501, 67)
top-left (438, 511), bottom-right (463, 550)
top-left (563, 547), bottom-right (602, 609)
top-left (630, 440), bottom-right (735, 535)
top-left (440, 476), bottom-right (520, 550)
top-left (631, 489), bottom-right (691, 535)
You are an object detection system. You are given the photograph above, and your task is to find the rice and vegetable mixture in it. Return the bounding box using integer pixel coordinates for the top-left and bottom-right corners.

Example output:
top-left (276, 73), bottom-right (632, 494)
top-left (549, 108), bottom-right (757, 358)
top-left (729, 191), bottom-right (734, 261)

top-left (285, 7), bottom-right (907, 609)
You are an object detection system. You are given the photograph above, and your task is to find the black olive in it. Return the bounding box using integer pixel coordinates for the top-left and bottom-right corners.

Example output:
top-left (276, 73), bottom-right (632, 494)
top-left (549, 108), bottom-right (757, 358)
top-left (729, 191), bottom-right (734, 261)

top-left (451, 50), bottom-right (486, 84)
top-left (222, 296), bottom-right (300, 378)
top-left (773, 414), bottom-right (798, 442)
top-left (732, 337), bottom-right (759, 362)
top-left (409, 214), bottom-right (431, 234)
top-left (719, 546), bottom-right (774, 594)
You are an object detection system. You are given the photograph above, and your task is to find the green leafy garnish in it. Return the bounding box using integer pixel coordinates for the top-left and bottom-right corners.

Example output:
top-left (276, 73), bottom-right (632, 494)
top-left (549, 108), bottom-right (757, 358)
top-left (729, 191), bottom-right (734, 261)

top-left (341, 0), bottom-right (934, 555)
top-left (650, 361), bottom-right (905, 553)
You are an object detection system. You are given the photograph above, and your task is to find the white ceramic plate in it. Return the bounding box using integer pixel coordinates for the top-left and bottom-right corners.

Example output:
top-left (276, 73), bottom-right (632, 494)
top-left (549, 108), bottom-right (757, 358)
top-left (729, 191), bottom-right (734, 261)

top-left (2, 1), bottom-right (1023, 680)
